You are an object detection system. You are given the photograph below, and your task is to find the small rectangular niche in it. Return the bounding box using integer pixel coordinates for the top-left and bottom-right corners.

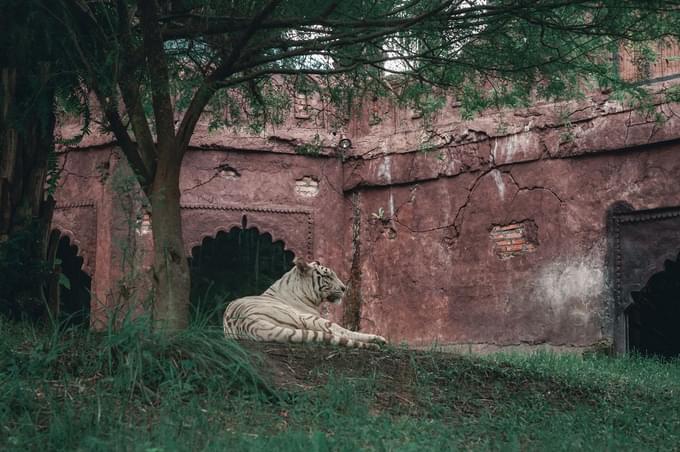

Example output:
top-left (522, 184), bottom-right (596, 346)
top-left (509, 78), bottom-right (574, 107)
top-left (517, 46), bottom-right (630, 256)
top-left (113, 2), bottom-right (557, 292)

top-left (294, 93), bottom-right (311, 119)
top-left (295, 176), bottom-right (319, 197)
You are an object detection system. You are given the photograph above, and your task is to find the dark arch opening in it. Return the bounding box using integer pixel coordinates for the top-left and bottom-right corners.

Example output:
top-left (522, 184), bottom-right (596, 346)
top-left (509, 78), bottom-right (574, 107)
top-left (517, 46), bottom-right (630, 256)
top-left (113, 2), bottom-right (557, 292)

top-left (626, 252), bottom-right (680, 358)
top-left (47, 232), bottom-right (92, 327)
top-left (188, 227), bottom-right (294, 323)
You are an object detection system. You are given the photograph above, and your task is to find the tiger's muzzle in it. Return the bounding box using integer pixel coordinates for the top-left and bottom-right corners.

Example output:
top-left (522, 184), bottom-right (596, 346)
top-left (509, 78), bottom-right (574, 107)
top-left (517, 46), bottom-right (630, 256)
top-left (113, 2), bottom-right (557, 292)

top-left (326, 283), bottom-right (346, 304)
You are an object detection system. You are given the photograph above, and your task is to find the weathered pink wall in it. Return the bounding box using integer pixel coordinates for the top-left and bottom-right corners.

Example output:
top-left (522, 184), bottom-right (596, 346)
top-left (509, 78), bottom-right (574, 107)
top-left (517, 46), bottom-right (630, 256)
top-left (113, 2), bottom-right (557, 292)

top-left (354, 143), bottom-right (680, 348)
top-left (178, 149), bottom-right (345, 267)
top-left (53, 149), bottom-right (152, 328)
top-left (338, 87), bottom-right (680, 350)
top-left (53, 83), bottom-right (680, 351)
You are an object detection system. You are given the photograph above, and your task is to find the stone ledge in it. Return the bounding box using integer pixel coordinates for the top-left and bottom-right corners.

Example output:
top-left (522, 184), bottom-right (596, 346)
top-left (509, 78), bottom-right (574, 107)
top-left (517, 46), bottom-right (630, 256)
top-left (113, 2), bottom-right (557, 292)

top-left (409, 342), bottom-right (611, 356)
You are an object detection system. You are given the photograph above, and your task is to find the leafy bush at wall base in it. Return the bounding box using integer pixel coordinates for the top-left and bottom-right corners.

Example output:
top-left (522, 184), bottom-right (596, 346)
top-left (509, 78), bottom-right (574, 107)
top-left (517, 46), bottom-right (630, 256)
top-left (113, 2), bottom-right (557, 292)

top-left (0, 225), bottom-right (51, 321)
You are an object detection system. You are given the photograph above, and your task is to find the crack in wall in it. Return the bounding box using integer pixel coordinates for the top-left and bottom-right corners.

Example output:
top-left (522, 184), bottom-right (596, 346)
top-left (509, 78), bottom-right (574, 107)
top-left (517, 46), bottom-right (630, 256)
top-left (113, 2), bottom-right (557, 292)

top-left (620, 108), bottom-right (672, 148)
top-left (184, 162), bottom-right (241, 192)
top-left (184, 172), bottom-right (222, 192)
top-left (566, 104), bottom-right (596, 119)
top-left (387, 164), bottom-right (566, 240)
top-left (504, 169), bottom-right (565, 206)
top-left (391, 167), bottom-right (496, 238)
top-left (647, 106), bottom-right (673, 143)
top-left (623, 110), bottom-right (633, 146)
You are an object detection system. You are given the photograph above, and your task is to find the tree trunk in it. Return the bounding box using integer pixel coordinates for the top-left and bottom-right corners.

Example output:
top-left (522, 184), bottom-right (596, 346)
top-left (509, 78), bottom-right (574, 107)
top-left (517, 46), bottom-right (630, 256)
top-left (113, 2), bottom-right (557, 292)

top-left (0, 67), bottom-right (55, 239)
top-left (150, 150), bottom-right (190, 332)
top-left (0, 65), bottom-right (56, 319)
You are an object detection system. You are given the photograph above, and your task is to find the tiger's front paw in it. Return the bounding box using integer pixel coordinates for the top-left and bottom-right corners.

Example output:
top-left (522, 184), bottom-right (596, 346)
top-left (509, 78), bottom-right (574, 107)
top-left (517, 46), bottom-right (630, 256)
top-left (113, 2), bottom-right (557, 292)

top-left (370, 335), bottom-right (388, 346)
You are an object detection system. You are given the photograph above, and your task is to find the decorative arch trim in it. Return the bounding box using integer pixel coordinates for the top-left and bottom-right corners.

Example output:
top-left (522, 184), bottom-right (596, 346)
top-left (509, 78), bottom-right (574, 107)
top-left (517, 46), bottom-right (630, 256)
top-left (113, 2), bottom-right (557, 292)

top-left (186, 224), bottom-right (295, 257)
top-left (49, 227), bottom-right (93, 277)
top-left (52, 201), bottom-right (97, 277)
top-left (180, 203), bottom-right (314, 260)
top-left (55, 201), bottom-right (97, 209)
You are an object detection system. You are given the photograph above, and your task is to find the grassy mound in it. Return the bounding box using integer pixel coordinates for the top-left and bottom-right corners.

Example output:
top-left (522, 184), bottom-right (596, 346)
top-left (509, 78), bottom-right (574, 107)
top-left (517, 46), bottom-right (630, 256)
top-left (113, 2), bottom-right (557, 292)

top-left (2, 318), bottom-right (680, 450)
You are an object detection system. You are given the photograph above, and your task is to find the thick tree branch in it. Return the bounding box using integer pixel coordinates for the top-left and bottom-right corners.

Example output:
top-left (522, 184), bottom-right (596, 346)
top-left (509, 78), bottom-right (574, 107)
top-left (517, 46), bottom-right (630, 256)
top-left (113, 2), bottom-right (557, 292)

top-left (176, 83), bottom-right (216, 151)
top-left (100, 102), bottom-right (154, 192)
top-left (138, 0), bottom-right (176, 149)
top-left (55, 0), bottom-right (157, 192)
top-left (214, 0), bottom-right (283, 80)
top-left (117, 79), bottom-right (158, 187)
top-left (116, 0), bottom-right (158, 185)
top-left (175, 0), bottom-right (283, 151)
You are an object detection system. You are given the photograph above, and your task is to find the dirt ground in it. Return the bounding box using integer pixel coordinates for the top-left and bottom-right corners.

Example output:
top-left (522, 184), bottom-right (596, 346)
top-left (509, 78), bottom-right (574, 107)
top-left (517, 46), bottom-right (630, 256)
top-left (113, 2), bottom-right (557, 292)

top-left (241, 342), bottom-right (424, 409)
top-left (240, 341), bottom-right (609, 417)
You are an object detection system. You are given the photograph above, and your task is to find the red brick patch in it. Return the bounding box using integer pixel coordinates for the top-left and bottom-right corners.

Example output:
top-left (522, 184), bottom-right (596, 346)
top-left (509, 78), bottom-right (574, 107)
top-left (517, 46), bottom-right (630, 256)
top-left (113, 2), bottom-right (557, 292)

top-left (490, 220), bottom-right (538, 259)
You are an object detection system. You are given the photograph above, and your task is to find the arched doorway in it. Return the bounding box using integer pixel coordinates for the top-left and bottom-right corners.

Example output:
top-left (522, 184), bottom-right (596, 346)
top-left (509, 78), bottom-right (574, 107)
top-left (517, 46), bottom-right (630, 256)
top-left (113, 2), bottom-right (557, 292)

top-left (609, 204), bottom-right (680, 355)
top-left (47, 231), bottom-right (92, 326)
top-left (626, 252), bottom-right (680, 358)
top-left (188, 227), bottom-right (295, 323)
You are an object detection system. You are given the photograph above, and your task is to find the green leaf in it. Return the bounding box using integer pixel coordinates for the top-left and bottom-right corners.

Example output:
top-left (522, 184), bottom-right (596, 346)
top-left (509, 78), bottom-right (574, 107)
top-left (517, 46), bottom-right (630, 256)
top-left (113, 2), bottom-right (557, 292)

top-left (58, 273), bottom-right (71, 290)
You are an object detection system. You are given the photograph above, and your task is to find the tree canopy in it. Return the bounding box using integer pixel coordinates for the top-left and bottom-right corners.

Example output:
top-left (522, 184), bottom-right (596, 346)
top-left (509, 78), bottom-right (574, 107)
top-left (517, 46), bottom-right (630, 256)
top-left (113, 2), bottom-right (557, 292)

top-left (53, 1), bottom-right (680, 192)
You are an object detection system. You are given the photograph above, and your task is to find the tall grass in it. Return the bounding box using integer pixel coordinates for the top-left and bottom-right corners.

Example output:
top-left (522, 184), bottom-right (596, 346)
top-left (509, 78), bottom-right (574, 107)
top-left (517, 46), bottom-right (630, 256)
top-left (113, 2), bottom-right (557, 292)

top-left (0, 313), bottom-right (277, 450)
top-left (2, 313), bottom-right (275, 394)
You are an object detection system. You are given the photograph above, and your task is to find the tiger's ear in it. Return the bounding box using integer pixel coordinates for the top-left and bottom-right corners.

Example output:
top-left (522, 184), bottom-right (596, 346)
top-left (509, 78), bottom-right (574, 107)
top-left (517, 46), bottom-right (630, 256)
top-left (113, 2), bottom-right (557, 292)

top-left (294, 257), bottom-right (310, 273)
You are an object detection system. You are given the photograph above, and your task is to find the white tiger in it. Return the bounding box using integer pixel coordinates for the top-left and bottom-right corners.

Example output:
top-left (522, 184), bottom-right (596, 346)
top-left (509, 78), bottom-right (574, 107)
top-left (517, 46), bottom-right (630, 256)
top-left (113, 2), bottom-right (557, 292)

top-left (223, 258), bottom-right (387, 349)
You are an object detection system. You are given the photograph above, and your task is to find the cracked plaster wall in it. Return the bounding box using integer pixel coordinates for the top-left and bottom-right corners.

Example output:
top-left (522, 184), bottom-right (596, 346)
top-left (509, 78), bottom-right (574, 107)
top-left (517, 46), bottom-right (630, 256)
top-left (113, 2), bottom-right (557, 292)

top-left (356, 142), bottom-right (680, 348)
top-left (54, 84), bottom-right (680, 346)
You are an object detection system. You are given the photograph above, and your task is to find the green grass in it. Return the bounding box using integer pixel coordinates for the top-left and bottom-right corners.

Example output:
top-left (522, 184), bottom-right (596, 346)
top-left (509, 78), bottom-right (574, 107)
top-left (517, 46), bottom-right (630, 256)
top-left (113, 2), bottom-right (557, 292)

top-left (1, 317), bottom-right (679, 451)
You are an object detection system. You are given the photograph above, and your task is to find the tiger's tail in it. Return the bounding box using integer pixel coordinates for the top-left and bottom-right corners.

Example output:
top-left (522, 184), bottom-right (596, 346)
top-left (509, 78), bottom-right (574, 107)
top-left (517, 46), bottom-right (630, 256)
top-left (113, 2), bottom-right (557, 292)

top-left (233, 320), bottom-right (379, 350)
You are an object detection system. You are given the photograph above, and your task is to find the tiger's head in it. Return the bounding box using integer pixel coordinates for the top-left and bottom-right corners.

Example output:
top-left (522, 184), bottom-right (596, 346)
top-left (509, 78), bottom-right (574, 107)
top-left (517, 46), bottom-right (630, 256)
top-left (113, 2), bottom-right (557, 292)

top-left (294, 258), bottom-right (347, 305)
